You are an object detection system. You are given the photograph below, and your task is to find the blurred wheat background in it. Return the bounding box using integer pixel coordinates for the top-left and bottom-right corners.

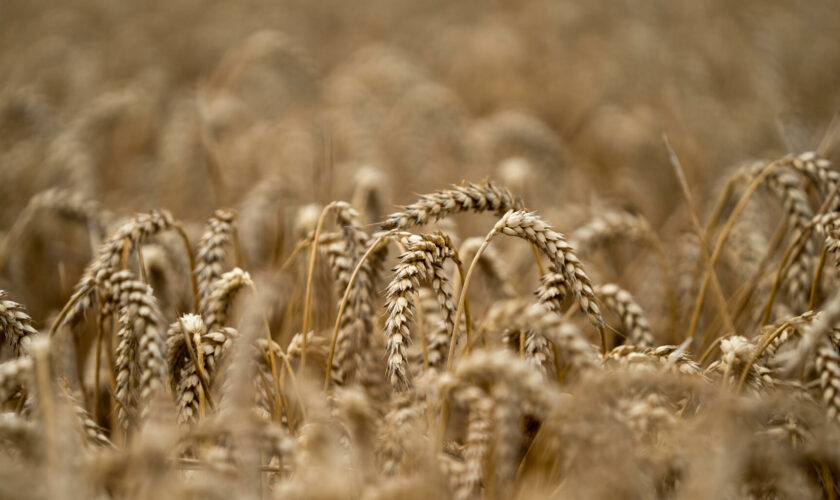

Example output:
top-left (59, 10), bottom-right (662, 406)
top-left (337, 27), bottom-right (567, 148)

top-left (2, 0), bottom-right (840, 498)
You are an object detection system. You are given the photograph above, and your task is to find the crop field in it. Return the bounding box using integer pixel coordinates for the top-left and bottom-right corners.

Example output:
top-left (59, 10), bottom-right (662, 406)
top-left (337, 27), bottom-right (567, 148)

top-left (2, 0), bottom-right (840, 498)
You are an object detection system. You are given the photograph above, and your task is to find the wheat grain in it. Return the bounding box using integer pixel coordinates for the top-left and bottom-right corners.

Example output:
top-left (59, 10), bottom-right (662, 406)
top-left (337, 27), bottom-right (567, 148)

top-left (455, 387), bottom-right (491, 500)
top-left (571, 209), bottom-right (655, 254)
top-left (65, 209), bottom-right (176, 324)
top-left (0, 290), bottom-right (38, 356)
top-left (381, 181), bottom-right (522, 231)
top-left (492, 210), bottom-right (603, 329)
top-left (595, 284), bottom-right (654, 348)
top-left (196, 209), bottom-right (237, 313)
top-left (816, 336), bottom-right (840, 421)
top-left (745, 161), bottom-right (815, 311)
top-left (0, 357), bottom-right (32, 405)
top-left (384, 233), bottom-right (460, 391)
top-left (110, 270), bottom-right (168, 429)
top-left (202, 268), bottom-right (253, 332)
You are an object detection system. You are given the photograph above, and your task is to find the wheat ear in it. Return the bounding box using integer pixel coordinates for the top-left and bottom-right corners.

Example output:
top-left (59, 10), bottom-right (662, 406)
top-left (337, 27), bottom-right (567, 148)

top-left (202, 267), bottom-right (253, 331)
top-left (452, 210), bottom-right (603, 367)
top-left (385, 233), bottom-right (460, 391)
top-left (595, 283), bottom-right (655, 348)
top-left (196, 208), bottom-right (237, 313)
top-left (380, 181), bottom-right (522, 231)
top-left (0, 290), bottom-right (38, 357)
top-left (110, 270), bottom-right (168, 430)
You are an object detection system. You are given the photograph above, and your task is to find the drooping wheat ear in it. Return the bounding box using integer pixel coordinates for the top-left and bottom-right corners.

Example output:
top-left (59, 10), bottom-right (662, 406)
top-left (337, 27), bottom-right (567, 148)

top-left (502, 330), bottom-right (554, 377)
top-left (813, 213), bottom-right (840, 267)
top-left (377, 391), bottom-right (426, 475)
top-left (570, 209), bottom-right (656, 254)
top-left (0, 290), bottom-right (38, 357)
top-left (522, 304), bottom-right (600, 372)
top-left (787, 152), bottom-right (839, 211)
top-left (27, 188), bottom-right (108, 231)
top-left (455, 387), bottom-right (492, 500)
top-left (334, 387), bottom-right (378, 478)
top-left (0, 188), bottom-right (108, 274)
top-left (167, 313), bottom-right (230, 424)
top-left (321, 202), bottom-right (379, 387)
top-left (63, 209), bottom-right (176, 325)
top-left (0, 411), bottom-right (37, 454)
top-left (489, 210), bottom-right (603, 329)
top-left (595, 284), bottom-right (654, 348)
top-left (196, 209), bottom-right (237, 313)
top-left (286, 331), bottom-right (328, 362)
top-left (440, 350), bottom-right (561, 495)
top-left (604, 344), bottom-right (703, 376)
top-left (484, 298), bottom-right (594, 373)
top-left (254, 337), bottom-right (286, 422)
top-left (745, 161), bottom-right (815, 311)
top-left (459, 237), bottom-right (515, 297)
top-left (351, 165), bottom-right (389, 223)
top-left (418, 287), bottom-right (449, 370)
top-left (761, 310), bottom-right (819, 362)
top-left (774, 294), bottom-right (840, 385)
top-left (490, 382), bottom-right (520, 498)
top-left (444, 348), bottom-right (562, 418)
top-left (705, 336), bottom-right (772, 391)
top-left (111, 270), bottom-right (168, 429)
top-left (58, 380), bottom-right (112, 448)
top-left (380, 181), bottom-right (522, 231)
top-left (816, 335), bottom-right (840, 421)
top-left (202, 267), bottom-right (253, 332)
top-left (0, 357), bottom-right (33, 405)
top-left (385, 233), bottom-right (460, 391)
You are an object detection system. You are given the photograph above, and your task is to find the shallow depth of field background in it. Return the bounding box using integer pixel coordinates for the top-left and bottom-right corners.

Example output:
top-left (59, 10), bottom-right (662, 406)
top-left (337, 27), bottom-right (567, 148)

top-left (3, 0), bottom-right (840, 318)
top-left (3, 1), bottom-right (840, 498)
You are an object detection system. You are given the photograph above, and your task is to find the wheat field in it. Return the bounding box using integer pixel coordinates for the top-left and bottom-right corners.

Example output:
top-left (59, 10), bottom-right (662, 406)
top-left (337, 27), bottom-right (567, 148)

top-left (3, 0), bottom-right (840, 498)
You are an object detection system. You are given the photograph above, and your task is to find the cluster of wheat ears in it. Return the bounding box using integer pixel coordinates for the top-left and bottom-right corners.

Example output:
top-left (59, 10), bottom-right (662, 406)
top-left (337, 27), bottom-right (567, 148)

top-left (6, 1), bottom-right (840, 498)
top-left (4, 145), bottom-right (840, 498)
